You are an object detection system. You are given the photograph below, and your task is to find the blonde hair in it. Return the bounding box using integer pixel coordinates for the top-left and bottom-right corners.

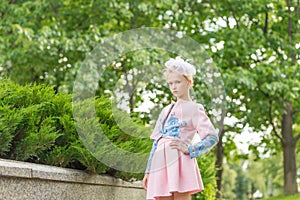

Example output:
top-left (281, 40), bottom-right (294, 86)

top-left (164, 69), bottom-right (194, 86)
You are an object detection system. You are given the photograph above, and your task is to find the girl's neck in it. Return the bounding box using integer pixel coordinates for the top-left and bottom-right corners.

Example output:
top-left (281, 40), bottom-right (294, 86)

top-left (176, 97), bottom-right (192, 102)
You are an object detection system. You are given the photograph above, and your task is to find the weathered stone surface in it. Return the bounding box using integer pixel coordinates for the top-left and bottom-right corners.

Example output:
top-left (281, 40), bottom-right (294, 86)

top-left (0, 159), bottom-right (145, 200)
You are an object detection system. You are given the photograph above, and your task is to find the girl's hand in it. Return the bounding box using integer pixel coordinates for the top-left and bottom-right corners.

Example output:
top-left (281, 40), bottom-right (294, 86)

top-left (169, 139), bottom-right (189, 154)
top-left (143, 173), bottom-right (149, 190)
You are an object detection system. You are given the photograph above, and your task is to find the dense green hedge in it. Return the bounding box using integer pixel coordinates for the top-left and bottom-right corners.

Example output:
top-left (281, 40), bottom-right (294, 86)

top-left (0, 79), bottom-right (108, 174)
top-left (0, 79), bottom-right (151, 179)
top-left (0, 79), bottom-right (217, 199)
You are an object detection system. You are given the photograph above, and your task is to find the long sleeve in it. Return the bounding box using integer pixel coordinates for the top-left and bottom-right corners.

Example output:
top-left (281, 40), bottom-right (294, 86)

top-left (145, 141), bottom-right (157, 174)
top-left (188, 104), bottom-right (219, 158)
top-left (145, 107), bottom-right (167, 174)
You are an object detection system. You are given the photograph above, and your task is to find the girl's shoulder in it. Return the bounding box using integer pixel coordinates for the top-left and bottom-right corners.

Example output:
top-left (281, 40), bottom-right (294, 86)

top-left (180, 100), bottom-right (204, 110)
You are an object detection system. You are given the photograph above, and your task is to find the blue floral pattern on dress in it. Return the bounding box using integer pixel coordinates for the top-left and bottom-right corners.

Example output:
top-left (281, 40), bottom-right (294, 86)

top-left (161, 114), bottom-right (187, 138)
top-left (187, 134), bottom-right (219, 158)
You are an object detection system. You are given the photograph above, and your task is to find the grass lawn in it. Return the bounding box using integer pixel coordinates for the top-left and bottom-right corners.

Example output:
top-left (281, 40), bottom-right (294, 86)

top-left (262, 193), bottom-right (300, 200)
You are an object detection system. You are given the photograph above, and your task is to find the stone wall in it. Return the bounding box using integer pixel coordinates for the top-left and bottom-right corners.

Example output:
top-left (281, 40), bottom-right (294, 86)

top-left (0, 159), bottom-right (145, 200)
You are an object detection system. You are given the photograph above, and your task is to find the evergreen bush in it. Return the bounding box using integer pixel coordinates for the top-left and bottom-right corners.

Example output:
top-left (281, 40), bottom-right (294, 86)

top-left (0, 79), bottom-right (152, 178)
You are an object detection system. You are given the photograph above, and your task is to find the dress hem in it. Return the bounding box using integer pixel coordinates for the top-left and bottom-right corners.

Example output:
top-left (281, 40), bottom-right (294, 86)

top-left (147, 188), bottom-right (204, 200)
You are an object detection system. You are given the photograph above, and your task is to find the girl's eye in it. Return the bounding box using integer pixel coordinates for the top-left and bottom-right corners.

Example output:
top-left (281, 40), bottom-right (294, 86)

top-left (167, 80), bottom-right (180, 85)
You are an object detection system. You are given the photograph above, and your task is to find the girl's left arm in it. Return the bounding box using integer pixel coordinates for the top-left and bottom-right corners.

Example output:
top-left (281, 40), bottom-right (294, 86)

top-left (145, 107), bottom-right (166, 173)
top-left (187, 134), bottom-right (219, 158)
top-left (188, 104), bottom-right (219, 158)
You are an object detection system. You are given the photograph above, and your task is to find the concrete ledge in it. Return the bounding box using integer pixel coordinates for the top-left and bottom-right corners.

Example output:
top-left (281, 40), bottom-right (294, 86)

top-left (0, 159), bottom-right (145, 200)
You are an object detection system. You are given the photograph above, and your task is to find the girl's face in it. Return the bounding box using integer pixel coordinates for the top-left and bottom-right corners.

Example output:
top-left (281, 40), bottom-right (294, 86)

top-left (166, 72), bottom-right (191, 100)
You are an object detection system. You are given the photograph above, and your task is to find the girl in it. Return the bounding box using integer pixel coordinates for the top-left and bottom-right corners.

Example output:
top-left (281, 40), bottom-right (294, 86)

top-left (142, 57), bottom-right (219, 200)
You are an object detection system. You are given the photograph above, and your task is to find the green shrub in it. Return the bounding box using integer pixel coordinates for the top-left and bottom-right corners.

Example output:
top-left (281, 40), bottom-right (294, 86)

top-left (0, 79), bottom-right (152, 179)
top-left (0, 79), bottom-right (110, 173)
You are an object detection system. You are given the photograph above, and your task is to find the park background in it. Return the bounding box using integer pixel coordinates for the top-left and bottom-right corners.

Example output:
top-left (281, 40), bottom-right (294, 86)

top-left (0, 0), bottom-right (299, 199)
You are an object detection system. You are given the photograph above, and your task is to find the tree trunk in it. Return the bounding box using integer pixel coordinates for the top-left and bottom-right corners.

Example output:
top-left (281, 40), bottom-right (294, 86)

top-left (281, 0), bottom-right (298, 195)
top-left (215, 129), bottom-right (225, 199)
top-left (281, 101), bottom-right (298, 194)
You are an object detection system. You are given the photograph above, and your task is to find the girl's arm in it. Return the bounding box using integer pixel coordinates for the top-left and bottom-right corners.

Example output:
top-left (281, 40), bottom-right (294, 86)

top-left (188, 104), bottom-right (219, 158)
top-left (187, 134), bottom-right (219, 158)
top-left (145, 107), bottom-right (167, 173)
top-left (145, 141), bottom-right (157, 174)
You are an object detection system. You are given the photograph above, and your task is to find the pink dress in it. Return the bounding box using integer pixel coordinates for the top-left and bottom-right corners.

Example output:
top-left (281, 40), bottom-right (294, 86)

top-left (146, 99), bottom-right (218, 200)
